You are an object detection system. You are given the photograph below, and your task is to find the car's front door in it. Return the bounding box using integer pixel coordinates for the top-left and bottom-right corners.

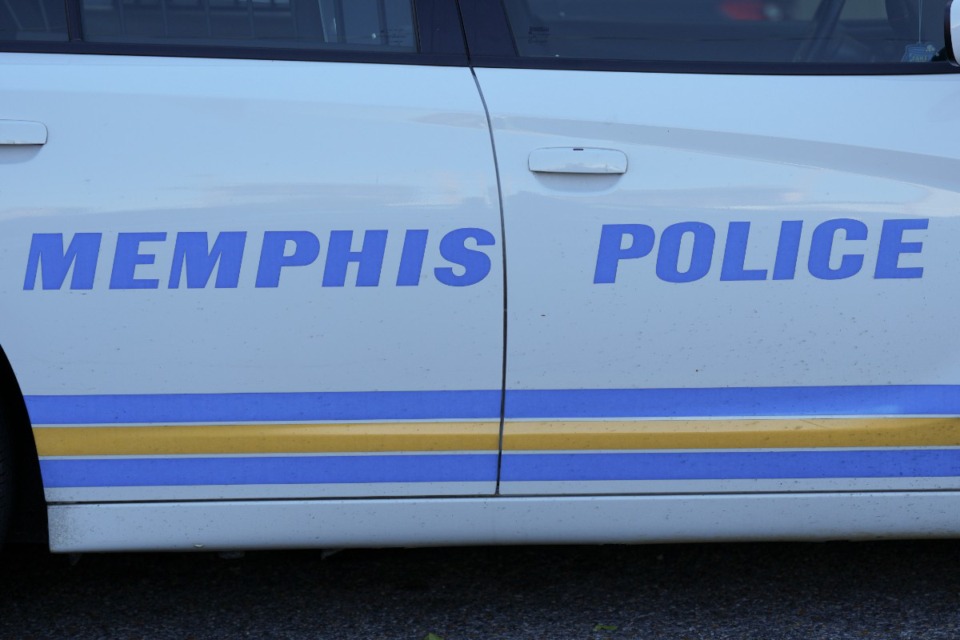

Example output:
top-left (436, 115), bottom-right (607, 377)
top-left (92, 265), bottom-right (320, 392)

top-left (461, 0), bottom-right (960, 496)
top-left (0, 0), bottom-right (504, 503)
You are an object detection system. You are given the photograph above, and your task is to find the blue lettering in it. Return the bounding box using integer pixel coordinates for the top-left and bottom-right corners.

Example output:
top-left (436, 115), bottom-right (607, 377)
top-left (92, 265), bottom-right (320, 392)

top-left (323, 230), bottom-right (388, 287)
top-left (168, 232), bottom-right (246, 289)
top-left (110, 232), bottom-right (167, 290)
top-left (720, 222), bottom-right (767, 281)
top-left (435, 228), bottom-right (496, 287)
top-left (255, 231), bottom-right (320, 288)
top-left (594, 224), bottom-right (656, 284)
top-left (808, 219), bottom-right (867, 280)
top-left (875, 218), bottom-right (927, 279)
top-left (773, 221), bottom-right (803, 280)
top-left (656, 222), bottom-right (715, 283)
top-left (396, 229), bottom-right (429, 287)
top-left (24, 233), bottom-right (102, 291)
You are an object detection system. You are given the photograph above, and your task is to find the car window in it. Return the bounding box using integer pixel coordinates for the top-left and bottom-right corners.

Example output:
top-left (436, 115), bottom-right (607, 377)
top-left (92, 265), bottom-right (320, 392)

top-left (0, 0), bottom-right (68, 41)
top-left (80, 0), bottom-right (416, 51)
top-left (500, 0), bottom-right (949, 64)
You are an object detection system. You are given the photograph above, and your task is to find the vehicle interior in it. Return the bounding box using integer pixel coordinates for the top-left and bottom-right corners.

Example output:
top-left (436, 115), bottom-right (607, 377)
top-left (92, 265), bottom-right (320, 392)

top-left (0, 0), bottom-right (416, 49)
top-left (0, 0), bottom-right (950, 62)
top-left (502, 0), bottom-right (950, 63)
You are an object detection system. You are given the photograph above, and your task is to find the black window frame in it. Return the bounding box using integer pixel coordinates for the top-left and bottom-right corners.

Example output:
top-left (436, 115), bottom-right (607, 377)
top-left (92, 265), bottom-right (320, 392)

top-left (0, 0), bottom-right (468, 65)
top-left (457, 0), bottom-right (960, 75)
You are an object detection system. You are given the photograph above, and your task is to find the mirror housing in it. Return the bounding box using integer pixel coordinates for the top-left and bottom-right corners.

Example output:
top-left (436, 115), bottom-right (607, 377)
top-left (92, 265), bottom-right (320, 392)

top-left (948, 0), bottom-right (960, 64)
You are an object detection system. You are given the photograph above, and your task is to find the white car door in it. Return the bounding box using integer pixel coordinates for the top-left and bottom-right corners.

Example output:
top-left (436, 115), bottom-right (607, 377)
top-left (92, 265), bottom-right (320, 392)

top-left (0, 0), bottom-right (504, 502)
top-left (461, 0), bottom-right (960, 495)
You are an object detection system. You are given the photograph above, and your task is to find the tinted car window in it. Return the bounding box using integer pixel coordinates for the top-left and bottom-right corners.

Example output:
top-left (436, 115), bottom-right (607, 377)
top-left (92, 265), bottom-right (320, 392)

top-left (81, 0), bottom-right (416, 50)
top-left (501, 0), bottom-right (949, 64)
top-left (0, 0), bottom-right (68, 41)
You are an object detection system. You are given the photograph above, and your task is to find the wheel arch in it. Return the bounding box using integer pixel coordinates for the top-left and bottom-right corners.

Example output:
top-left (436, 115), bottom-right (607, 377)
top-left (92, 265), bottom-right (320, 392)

top-left (0, 343), bottom-right (48, 545)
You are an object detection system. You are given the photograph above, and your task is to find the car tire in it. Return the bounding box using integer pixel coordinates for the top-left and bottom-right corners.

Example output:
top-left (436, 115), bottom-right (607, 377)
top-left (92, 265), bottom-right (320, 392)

top-left (0, 408), bottom-right (11, 547)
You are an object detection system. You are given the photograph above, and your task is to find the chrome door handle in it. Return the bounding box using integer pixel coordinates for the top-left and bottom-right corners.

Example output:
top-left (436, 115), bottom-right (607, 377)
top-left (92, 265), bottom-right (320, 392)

top-left (0, 120), bottom-right (48, 146)
top-left (529, 147), bottom-right (627, 175)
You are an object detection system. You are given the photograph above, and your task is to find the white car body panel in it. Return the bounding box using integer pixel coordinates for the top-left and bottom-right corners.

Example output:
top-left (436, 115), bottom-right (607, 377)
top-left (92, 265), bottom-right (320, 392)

top-left (0, 53), bottom-right (505, 501)
top-left (48, 492), bottom-right (960, 552)
top-left (473, 68), bottom-right (960, 495)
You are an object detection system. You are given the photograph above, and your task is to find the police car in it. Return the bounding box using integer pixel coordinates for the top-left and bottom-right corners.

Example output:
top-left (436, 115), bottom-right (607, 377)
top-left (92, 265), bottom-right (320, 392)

top-left (1, 0), bottom-right (959, 552)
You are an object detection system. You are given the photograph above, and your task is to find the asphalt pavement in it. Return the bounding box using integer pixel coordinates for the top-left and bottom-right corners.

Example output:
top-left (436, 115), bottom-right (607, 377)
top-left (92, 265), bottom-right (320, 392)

top-left (1, 540), bottom-right (959, 639)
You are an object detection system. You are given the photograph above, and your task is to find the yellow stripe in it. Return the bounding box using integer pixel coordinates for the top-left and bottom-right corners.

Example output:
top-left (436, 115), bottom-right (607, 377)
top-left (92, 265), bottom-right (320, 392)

top-left (504, 418), bottom-right (960, 451)
top-left (35, 422), bottom-right (499, 456)
top-left (37, 418), bottom-right (960, 457)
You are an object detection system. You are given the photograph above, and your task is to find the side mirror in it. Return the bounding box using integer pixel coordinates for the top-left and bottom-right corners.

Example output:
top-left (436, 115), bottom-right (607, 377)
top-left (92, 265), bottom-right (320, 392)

top-left (948, 0), bottom-right (960, 64)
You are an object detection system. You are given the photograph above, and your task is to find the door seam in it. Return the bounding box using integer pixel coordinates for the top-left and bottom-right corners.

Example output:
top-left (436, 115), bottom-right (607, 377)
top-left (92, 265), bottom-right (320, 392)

top-left (470, 67), bottom-right (508, 496)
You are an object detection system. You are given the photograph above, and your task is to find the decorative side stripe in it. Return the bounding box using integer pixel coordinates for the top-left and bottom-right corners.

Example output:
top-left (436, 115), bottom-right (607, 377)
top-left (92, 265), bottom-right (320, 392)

top-left (43, 449), bottom-right (960, 488)
top-left (25, 390), bottom-right (502, 425)
top-left (500, 449), bottom-right (960, 482)
top-left (505, 386), bottom-right (960, 418)
top-left (504, 418), bottom-right (960, 450)
top-left (25, 385), bottom-right (960, 427)
top-left (34, 423), bottom-right (499, 456)
top-left (38, 418), bottom-right (960, 458)
top-left (40, 453), bottom-right (499, 487)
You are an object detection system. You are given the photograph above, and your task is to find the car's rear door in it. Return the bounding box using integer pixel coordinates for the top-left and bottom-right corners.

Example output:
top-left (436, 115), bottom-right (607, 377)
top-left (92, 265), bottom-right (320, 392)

top-left (0, 0), bottom-right (504, 503)
top-left (460, 0), bottom-right (960, 496)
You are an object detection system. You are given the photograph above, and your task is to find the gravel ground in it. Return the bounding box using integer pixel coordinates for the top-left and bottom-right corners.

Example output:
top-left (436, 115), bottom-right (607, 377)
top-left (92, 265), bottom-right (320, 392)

top-left (1, 540), bottom-right (959, 639)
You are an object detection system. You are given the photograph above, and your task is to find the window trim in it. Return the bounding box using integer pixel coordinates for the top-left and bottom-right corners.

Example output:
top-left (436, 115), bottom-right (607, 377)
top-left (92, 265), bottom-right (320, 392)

top-left (0, 0), bottom-right (468, 66)
top-left (457, 0), bottom-right (960, 75)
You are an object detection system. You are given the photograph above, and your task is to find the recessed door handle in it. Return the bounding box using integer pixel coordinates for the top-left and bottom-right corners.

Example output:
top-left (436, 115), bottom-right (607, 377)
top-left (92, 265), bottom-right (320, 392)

top-left (529, 147), bottom-right (627, 175)
top-left (0, 120), bottom-right (48, 146)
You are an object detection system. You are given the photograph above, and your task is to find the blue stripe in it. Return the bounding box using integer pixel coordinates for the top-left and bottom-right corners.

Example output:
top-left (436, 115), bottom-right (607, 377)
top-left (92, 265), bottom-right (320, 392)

top-left (43, 450), bottom-right (960, 488)
top-left (40, 454), bottom-right (499, 487)
top-left (25, 390), bottom-right (502, 425)
top-left (501, 450), bottom-right (960, 482)
top-left (26, 385), bottom-right (960, 426)
top-left (505, 386), bottom-right (960, 419)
